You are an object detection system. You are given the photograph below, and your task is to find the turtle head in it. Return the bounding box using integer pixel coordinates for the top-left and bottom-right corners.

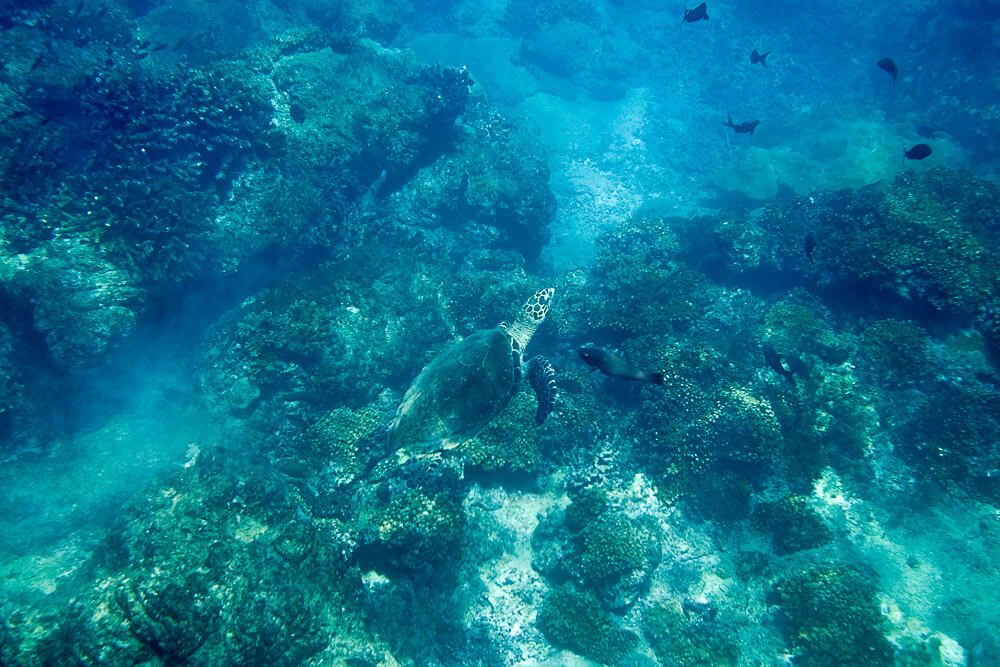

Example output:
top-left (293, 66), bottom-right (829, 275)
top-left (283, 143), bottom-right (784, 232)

top-left (506, 288), bottom-right (555, 351)
top-left (521, 288), bottom-right (555, 324)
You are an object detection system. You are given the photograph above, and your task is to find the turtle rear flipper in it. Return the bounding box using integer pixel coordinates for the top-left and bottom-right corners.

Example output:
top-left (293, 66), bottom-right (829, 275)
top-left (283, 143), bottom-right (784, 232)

top-left (527, 356), bottom-right (557, 425)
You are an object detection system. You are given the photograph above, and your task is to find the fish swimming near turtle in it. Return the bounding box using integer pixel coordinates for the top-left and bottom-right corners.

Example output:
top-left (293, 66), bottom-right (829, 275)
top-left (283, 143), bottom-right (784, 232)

top-left (750, 49), bottom-right (770, 67)
top-left (579, 346), bottom-right (664, 385)
top-left (876, 57), bottom-right (898, 82)
top-left (804, 234), bottom-right (816, 263)
top-left (388, 288), bottom-right (558, 452)
top-left (763, 344), bottom-right (803, 386)
top-left (683, 2), bottom-right (709, 24)
top-left (904, 143), bottom-right (932, 161)
top-left (724, 114), bottom-right (760, 134)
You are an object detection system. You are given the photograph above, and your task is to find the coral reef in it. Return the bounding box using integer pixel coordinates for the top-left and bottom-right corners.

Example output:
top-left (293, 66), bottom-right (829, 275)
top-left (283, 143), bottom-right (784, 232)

top-left (3, 2), bottom-right (1000, 666)
top-left (355, 455), bottom-right (466, 573)
top-left (772, 563), bottom-right (893, 667)
top-left (6, 446), bottom-right (384, 665)
top-left (752, 495), bottom-right (832, 555)
top-left (895, 382), bottom-right (1000, 502)
top-left (708, 168), bottom-right (1000, 317)
top-left (537, 584), bottom-right (639, 665)
top-left (2, 240), bottom-right (142, 370)
top-left (859, 319), bottom-right (931, 388)
top-left (642, 605), bottom-right (739, 667)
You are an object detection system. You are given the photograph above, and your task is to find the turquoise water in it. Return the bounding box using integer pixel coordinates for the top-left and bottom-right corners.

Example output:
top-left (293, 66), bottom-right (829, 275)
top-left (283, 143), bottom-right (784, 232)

top-left (1, 0), bottom-right (999, 664)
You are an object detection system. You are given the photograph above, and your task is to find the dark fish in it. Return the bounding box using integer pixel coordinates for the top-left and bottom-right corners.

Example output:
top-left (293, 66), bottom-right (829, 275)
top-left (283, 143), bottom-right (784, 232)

top-left (876, 57), bottom-right (898, 82)
top-left (915, 125), bottom-right (937, 139)
top-left (750, 49), bottom-right (770, 67)
top-left (723, 114), bottom-right (760, 134)
top-left (683, 2), bottom-right (709, 23)
top-left (804, 234), bottom-right (816, 263)
top-left (360, 168), bottom-right (387, 215)
top-left (272, 457), bottom-right (313, 479)
top-left (579, 346), bottom-right (664, 385)
top-left (763, 344), bottom-right (796, 386)
top-left (904, 143), bottom-right (932, 160)
top-left (784, 353), bottom-right (808, 378)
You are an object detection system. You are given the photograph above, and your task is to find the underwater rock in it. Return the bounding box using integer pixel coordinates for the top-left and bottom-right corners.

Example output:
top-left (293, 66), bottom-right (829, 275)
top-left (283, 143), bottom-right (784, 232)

top-left (1, 240), bottom-right (142, 371)
top-left (354, 459), bottom-right (466, 573)
top-left (516, 20), bottom-right (641, 101)
top-left (11, 446), bottom-right (377, 664)
top-left (771, 563), bottom-right (893, 666)
top-left (386, 97), bottom-right (556, 262)
top-left (222, 376), bottom-right (261, 412)
top-left (272, 45), bottom-right (470, 179)
top-left (904, 1), bottom-right (1000, 164)
top-left (642, 604), bottom-right (740, 667)
top-left (752, 495), bottom-right (833, 555)
top-left (0, 323), bottom-right (24, 446)
top-left (704, 168), bottom-right (1000, 317)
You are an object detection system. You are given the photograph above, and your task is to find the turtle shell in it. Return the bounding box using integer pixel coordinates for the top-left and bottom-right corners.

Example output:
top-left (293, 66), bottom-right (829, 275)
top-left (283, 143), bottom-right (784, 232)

top-left (389, 327), bottom-right (521, 452)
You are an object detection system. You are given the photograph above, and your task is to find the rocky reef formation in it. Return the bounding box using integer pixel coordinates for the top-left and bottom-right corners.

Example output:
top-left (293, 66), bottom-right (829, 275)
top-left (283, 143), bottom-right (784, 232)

top-left (2, 1), bottom-right (1000, 666)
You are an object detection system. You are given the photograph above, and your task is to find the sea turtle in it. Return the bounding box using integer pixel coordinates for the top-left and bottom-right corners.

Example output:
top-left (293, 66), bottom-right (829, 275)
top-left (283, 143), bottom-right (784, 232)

top-left (388, 288), bottom-right (558, 452)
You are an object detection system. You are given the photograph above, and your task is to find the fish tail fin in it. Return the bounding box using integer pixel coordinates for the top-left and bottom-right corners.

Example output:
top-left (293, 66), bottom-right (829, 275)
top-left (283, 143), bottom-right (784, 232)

top-left (761, 52), bottom-right (769, 66)
top-left (650, 372), bottom-right (665, 385)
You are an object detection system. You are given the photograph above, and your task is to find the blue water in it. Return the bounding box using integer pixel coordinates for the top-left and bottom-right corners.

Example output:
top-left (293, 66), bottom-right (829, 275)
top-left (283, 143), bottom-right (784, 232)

top-left (1, 0), bottom-right (999, 665)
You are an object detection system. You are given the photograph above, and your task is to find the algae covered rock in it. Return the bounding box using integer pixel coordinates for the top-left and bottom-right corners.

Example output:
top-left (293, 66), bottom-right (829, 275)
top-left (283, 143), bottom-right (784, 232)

top-left (642, 605), bottom-right (739, 667)
top-left (537, 584), bottom-right (639, 665)
top-left (516, 20), bottom-right (641, 100)
top-left (859, 319), bottom-right (931, 388)
top-left (710, 115), bottom-right (956, 201)
top-left (752, 495), bottom-right (832, 555)
top-left (19, 445), bottom-right (376, 665)
top-left (273, 45), bottom-right (470, 178)
top-left (355, 456), bottom-right (466, 573)
top-left (714, 168), bottom-right (1000, 317)
top-left (771, 563), bottom-right (893, 667)
top-left (200, 260), bottom-right (453, 415)
top-left (896, 381), bottom-right (1000, 501)
top-left (2, 240), bottom-right (142, 370)
top-left (387, 97), bottom-right (557, 261)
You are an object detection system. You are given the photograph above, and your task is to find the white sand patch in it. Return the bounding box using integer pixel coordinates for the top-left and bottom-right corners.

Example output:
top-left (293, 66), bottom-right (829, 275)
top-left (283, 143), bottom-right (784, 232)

top-left (464, 487), bottom-right (564, 665)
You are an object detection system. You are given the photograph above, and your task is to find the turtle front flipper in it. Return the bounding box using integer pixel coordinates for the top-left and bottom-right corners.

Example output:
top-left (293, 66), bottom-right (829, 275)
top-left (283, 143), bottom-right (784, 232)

top-left (527, 356), bottom-right (557, 425)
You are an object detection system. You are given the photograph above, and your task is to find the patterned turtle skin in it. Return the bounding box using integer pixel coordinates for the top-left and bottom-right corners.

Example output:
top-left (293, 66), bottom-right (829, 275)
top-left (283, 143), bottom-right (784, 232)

top-left (388, 288), bottom-right (556, 452)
